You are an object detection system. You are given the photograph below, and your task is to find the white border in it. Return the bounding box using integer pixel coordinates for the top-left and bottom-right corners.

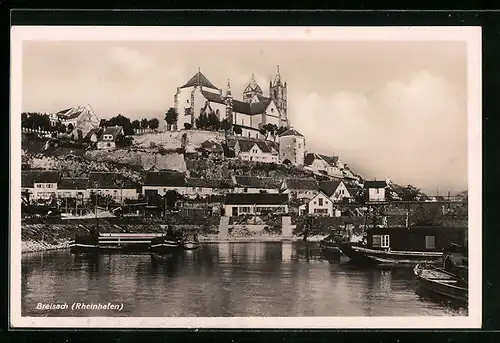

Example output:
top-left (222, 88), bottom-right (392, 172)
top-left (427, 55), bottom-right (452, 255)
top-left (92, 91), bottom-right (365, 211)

top-left (10, 26), bottom-right (482, 329)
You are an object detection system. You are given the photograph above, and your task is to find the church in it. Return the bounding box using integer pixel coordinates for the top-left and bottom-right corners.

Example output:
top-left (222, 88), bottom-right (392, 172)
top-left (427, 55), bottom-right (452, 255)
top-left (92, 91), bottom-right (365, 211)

top-left (174, 66), bottom-right (290, 138)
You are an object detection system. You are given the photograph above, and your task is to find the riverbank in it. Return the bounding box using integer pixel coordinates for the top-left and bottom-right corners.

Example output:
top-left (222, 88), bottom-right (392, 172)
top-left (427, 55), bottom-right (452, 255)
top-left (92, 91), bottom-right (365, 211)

top-left (21, 235), bottom-right (327, 253)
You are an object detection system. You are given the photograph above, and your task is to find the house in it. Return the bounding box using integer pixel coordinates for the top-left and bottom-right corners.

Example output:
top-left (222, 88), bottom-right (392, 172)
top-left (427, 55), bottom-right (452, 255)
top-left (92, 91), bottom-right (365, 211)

top-left (50, 105), bottom-right (100, 137)
top-left (179, 195), bottom-right (225, 217)
top-left (96, 126), bottom-right (124, 150)
top-left (224, 193), bottom-right (289, 217)
top-left (232, 176), bottom-right (281, 194)
top-left (279, 128), bottom-right (305, 166)
top-left (280, 178), bottom-right (319, 200)
top-left (142, 170), bottom-right (187, 200)
top-left (234, 139), bottom-right (279, 163)
top-left (364, 180), bottom-right (387, 203)
top-left (87, 172), bottom-right (138, 201)
top-left (199, 140), bottom-right (224, 160)
top-left (304, 153), bottom-right (347, 178)
top-left (319, 180), bottom-right (351, 203)
top-left (185, 178), bottom-right (234, 198)
top-left (298, 192), bottom-right (334, 217)
top-left (21, 170), bottom-right (60, 201)
top-left (57, 178), bottom-right (88, 199)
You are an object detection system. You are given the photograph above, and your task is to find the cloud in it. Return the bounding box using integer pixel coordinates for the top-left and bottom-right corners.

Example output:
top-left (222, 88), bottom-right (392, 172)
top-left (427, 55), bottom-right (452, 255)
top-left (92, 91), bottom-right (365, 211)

top-left (107, 46), bottom-right (153, 75)
top-left (292, 70), bottom-right (467, 193)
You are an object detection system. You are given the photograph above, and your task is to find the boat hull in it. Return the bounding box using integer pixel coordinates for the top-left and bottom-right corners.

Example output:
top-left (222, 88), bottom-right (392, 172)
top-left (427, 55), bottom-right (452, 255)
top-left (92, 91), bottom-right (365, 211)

top-left (149, 240), bottom-right (181, 254)
top-left (339, 242), bottom-right (443, 265)
top-left (182, 242), bottom-right (200, 250)
top-left (414, 264), bottom-right (468, 303)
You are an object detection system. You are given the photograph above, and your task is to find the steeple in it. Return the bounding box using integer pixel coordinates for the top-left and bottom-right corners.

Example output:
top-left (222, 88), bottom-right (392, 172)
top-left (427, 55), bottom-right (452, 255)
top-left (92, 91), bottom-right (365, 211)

top-left (226, 79), bottom-right (232, 97)
top-left (269, 64), bottom-right (288, 127)
top-left (243, 73), bottom-right (263, 103)
top-left (272, 65), bottom-right (281, 86)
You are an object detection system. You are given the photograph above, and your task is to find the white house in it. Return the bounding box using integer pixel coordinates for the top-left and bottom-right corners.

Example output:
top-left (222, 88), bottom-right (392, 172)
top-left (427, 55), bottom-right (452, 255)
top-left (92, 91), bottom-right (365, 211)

top-left (96, 126), bottom-right (124, 150)
top-left (87, 172), bottom-right (138, 202)
top-left (142, 170), bottom-right (188, 199)
top-left (319, 180), bottom-right (351, 203)
top-left (298, 191), bottom-right (334, 217)
top-left (57, 178), bottom-right (88, 199)
top-left (232, 176), bottom-right (281, 194)
top-left (184, 178), bottom-right (234, 198)
top-left (281, 178), bottom-right (319, 200)
top-left (21, 170), bottom-right (60, 201)
top-left (50, 105), bottom-right (100, 137)
top-left (304, 153), bottom-right (349, 178)
top-left (279, 128), bottom-right (305, 166)
top-left (234, 139), bottom-right (279, 164)
top-left (364, 180), bottom-right (387, 203)
top-left (224, 193), bottom-right (289, 217)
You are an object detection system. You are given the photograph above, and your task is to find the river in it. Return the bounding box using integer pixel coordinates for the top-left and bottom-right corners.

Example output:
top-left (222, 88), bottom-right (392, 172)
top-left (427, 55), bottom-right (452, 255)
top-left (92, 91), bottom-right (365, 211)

top-left (21, 242), bottom-right (467, 317)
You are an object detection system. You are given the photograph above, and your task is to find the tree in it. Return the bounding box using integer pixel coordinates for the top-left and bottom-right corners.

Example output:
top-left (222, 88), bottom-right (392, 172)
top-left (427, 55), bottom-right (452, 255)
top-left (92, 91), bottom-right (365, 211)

top-left (148, 118), bottom-right (160, 131)
top-left (21, 112), bottom-right (52, 131)
top-left (132, 120), bottom-right (140, 129)
top-left (164, 107), bottom-right (179, 130)
top-left (164, 190), bottom-right (182, 209)
top-left (184, 123), bottom-right (193, 130)
top-left (207, 111), bottom-right (220, 131)
top-left (140, 118), bottom-right (149, 129)
top-left (99, 119), bottom-right (107, 127)
top-left (57, 123), bottom-right (67, 133)
top-left (233, 125), bottom-right (242, 135)
top-left (259, 128), bottom-right (267, 137)
top-left (195, 109), bottom-right (209, 130)
top-left (106, 114), bottom-right (134, 135)
top-left (221, 118), bottom-right (232, 132)
top-left (276, 126), bottom-right (287, 137)
top-left (67, 123), bottom-right (74, 132)
top-left (399, 185), bottom-right (421, 201)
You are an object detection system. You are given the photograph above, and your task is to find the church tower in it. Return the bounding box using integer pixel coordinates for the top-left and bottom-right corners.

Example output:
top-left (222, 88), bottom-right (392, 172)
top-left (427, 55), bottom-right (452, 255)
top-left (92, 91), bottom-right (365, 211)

top-left (243, 74), bottom-right (263, 103)
top-left (269, 65), bottom-right (288, 127)
top-left (225, 79), bottom-right (234, 126)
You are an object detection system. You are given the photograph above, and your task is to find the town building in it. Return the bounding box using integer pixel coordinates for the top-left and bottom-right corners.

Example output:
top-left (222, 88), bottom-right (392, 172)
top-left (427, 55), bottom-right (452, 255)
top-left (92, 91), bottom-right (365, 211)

top-left (319, 180), bottom-right (351, 203)
top-left (142, 170), bottom-right (187, 199)
top-left (280, 178), bottom-right (319, 200)
top-left (364, 180), bottom-right (388, 203)
top-left (231, 176), bottom-right (281, 194)
top-left (198, 140), bottom-right (224, 160)
top-left (279, 128), bottom-right (305, 166)
top-left (234, 139), bottom-right (279, 163)
top-left (185, 178), bottom-right (234, 199)
top-left (298, 191), bottom-right (334, 217)
top-left (173, 67), bottom-right (290, 138)
top-left (96, 126), bottom-right (124, 150)
top-left (224, 193), bottom-right (289, 217)
top-left (49, 105), bottom-right (100, 137)
top-left (87, 172), bottom-right (138, 201)
top-left (21, 170), bottom-right (60, 201)
top-left (56, 178), bottom-right (88, 199)
top-left (304, 153), bottom-right (345, 177)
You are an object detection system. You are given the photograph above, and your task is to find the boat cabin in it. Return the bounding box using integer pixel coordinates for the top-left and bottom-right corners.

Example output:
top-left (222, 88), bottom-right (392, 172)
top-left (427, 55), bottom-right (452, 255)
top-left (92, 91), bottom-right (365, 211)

top-left (366, 225), bottom-right (467, 252)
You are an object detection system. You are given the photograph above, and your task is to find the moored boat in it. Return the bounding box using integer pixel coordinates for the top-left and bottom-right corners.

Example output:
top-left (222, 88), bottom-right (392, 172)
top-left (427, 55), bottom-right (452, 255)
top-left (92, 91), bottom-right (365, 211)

top-left (149, 225), bottom-right (182, 254)
top-left (182, 233), bottom-right (200, 250)
top-left (414, 262), bottom-right (468, 303)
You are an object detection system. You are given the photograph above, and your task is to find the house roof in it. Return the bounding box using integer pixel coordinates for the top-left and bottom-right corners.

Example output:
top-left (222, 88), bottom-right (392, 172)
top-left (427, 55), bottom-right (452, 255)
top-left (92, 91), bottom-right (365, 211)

top-left (234, 176), bottom-right (281, 189)
top-left (364, 180), bottom-right (387, 189)
top-left (55, 105), bottom-right (95, 120)
top-left (225, 193), bottom-right (289, 205)
top-left (186, 178), bottom-right (234, 189)
top-left (88, 172), bottom-right (136, 189)
top-left (319, 180), bottom-right (343, 197)
top-left (304, 153), bottom-right (338, 166)
top-left (84, 127), bottom-right (104, 141)
top-left (284, 178), bottom-right (319, 191)
top-left (201, 90), bottom-right (225, 104)
top-left (279, 128), bottom-right (304, 137)
top-left (200, 140), bottom-right (224, 153)
top-left (236, 140), bottom-right (273, 154)
top-left (22, 170), bottom-right (60, 188)
top-left (222, 144), bottom-right (236, 158)
top-left (143, 170), bottom-right (186, 187)
top-left (200, 89), bottom-right (272, 116)
top-left (180, 71), bottom-right (219, 90)
top-left (58, 178), bottom-right (88, 190)
top-left (100, 126), bottom-right (124, 140)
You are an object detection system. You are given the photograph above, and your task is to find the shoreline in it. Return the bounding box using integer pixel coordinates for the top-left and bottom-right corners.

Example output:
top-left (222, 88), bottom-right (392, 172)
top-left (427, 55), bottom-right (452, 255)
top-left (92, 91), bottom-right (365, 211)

top-left (21, 235), bottom-right (327, 254)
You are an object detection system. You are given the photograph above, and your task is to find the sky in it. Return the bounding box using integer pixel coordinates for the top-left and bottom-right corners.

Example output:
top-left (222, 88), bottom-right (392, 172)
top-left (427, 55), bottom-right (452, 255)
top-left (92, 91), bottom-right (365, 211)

top-left (21, 40), bottom-right (468, 194)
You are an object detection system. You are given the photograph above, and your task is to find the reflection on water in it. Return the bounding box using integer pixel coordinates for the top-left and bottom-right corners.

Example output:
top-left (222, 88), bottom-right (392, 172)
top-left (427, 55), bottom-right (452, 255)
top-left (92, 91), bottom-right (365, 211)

top-left (21, 242), bottom-right (468, 317)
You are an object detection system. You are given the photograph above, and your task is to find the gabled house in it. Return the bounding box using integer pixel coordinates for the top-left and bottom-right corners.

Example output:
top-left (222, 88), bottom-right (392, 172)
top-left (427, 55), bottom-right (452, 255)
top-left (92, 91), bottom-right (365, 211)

top-left (364, 180), bottom-right (388, 203)
top-left (319, 180), bottom-right (351, 203)
top-left (185, 178), bottom-right (234, 198)
top-left (298, 191), bottom-right (334, 217)
top-left (199, 140), bottom-right (224, 160)
top-left (232, 176), bottom-right (281, 194)
top-left (224, 193), bottom-right (289, 217)
top-left (87, 172), bottom-right (138, 201)
top-left (57, 177), bottom-right (88, 199)
top-left (280, 178), bottom-right (319, 200)
top-left (21, 170), bottom-right (60, 201)
top-left (50, 105), bottom-right (100, 137)
top-left (96, 126), bottom-right (124, 150)
top-left (304, 153), bottom-right (346, 178)
top-left (142, 170), bottom-right (187, 199)
top-left (234, 139), bottom-right (279, 164)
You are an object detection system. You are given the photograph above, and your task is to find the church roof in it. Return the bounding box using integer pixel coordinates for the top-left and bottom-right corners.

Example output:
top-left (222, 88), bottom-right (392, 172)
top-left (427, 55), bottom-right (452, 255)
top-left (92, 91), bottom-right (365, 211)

top-left (279, 128), bottom-right (303, 137)
top-left (244, 74), bottom-right (263, 95)
top-left (200, 90), bottom-right (272, 116)
top-left (180, 71), bottom-right (219, 90)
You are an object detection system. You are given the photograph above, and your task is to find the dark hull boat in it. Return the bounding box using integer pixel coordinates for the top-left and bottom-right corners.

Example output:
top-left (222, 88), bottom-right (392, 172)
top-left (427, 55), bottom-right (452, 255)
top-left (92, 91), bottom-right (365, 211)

top-left (414, 263), bottom-right (468, 303)
top-left (149, 236), bottom-right (182, 254)
top-left (339, 242), bottom-right (443, 266)
top-left (69, 235), bottom-right (99, 254)
top-left (181, 233), bottom-right (200, 250)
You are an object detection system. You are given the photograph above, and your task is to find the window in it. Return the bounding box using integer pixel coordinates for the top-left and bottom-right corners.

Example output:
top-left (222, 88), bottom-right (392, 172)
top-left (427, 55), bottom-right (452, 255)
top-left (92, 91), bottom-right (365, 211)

top-left (376, 188), bottom-right (380, 194)
top-left (314, 208), bottom-right (328, 214)
top-left (107, 143), bottom-right (111, 147)
top-left (425, 235), bottom-right (436, 249)
top-left (381, 235), bottom-right (390, 248)
top-left (243, 188), bottom-right (248, 193)
top-left (36, 184), bottom-right (43, 188)
top-left (372, 235), bottom-right (381, 248)
top-left (239, 206), bottom-right (250, 213)
top-left (318, 198), bottom-right (323, 206)
top-left (248, 133), bottom-right (251, 137)
top-left (46, 184), bottom-right (54, 188)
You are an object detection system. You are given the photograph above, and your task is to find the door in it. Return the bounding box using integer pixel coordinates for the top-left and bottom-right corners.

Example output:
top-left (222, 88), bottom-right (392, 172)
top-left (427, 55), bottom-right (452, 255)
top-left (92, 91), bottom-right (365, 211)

top-left (232, 207), bottom-right (239, 217)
